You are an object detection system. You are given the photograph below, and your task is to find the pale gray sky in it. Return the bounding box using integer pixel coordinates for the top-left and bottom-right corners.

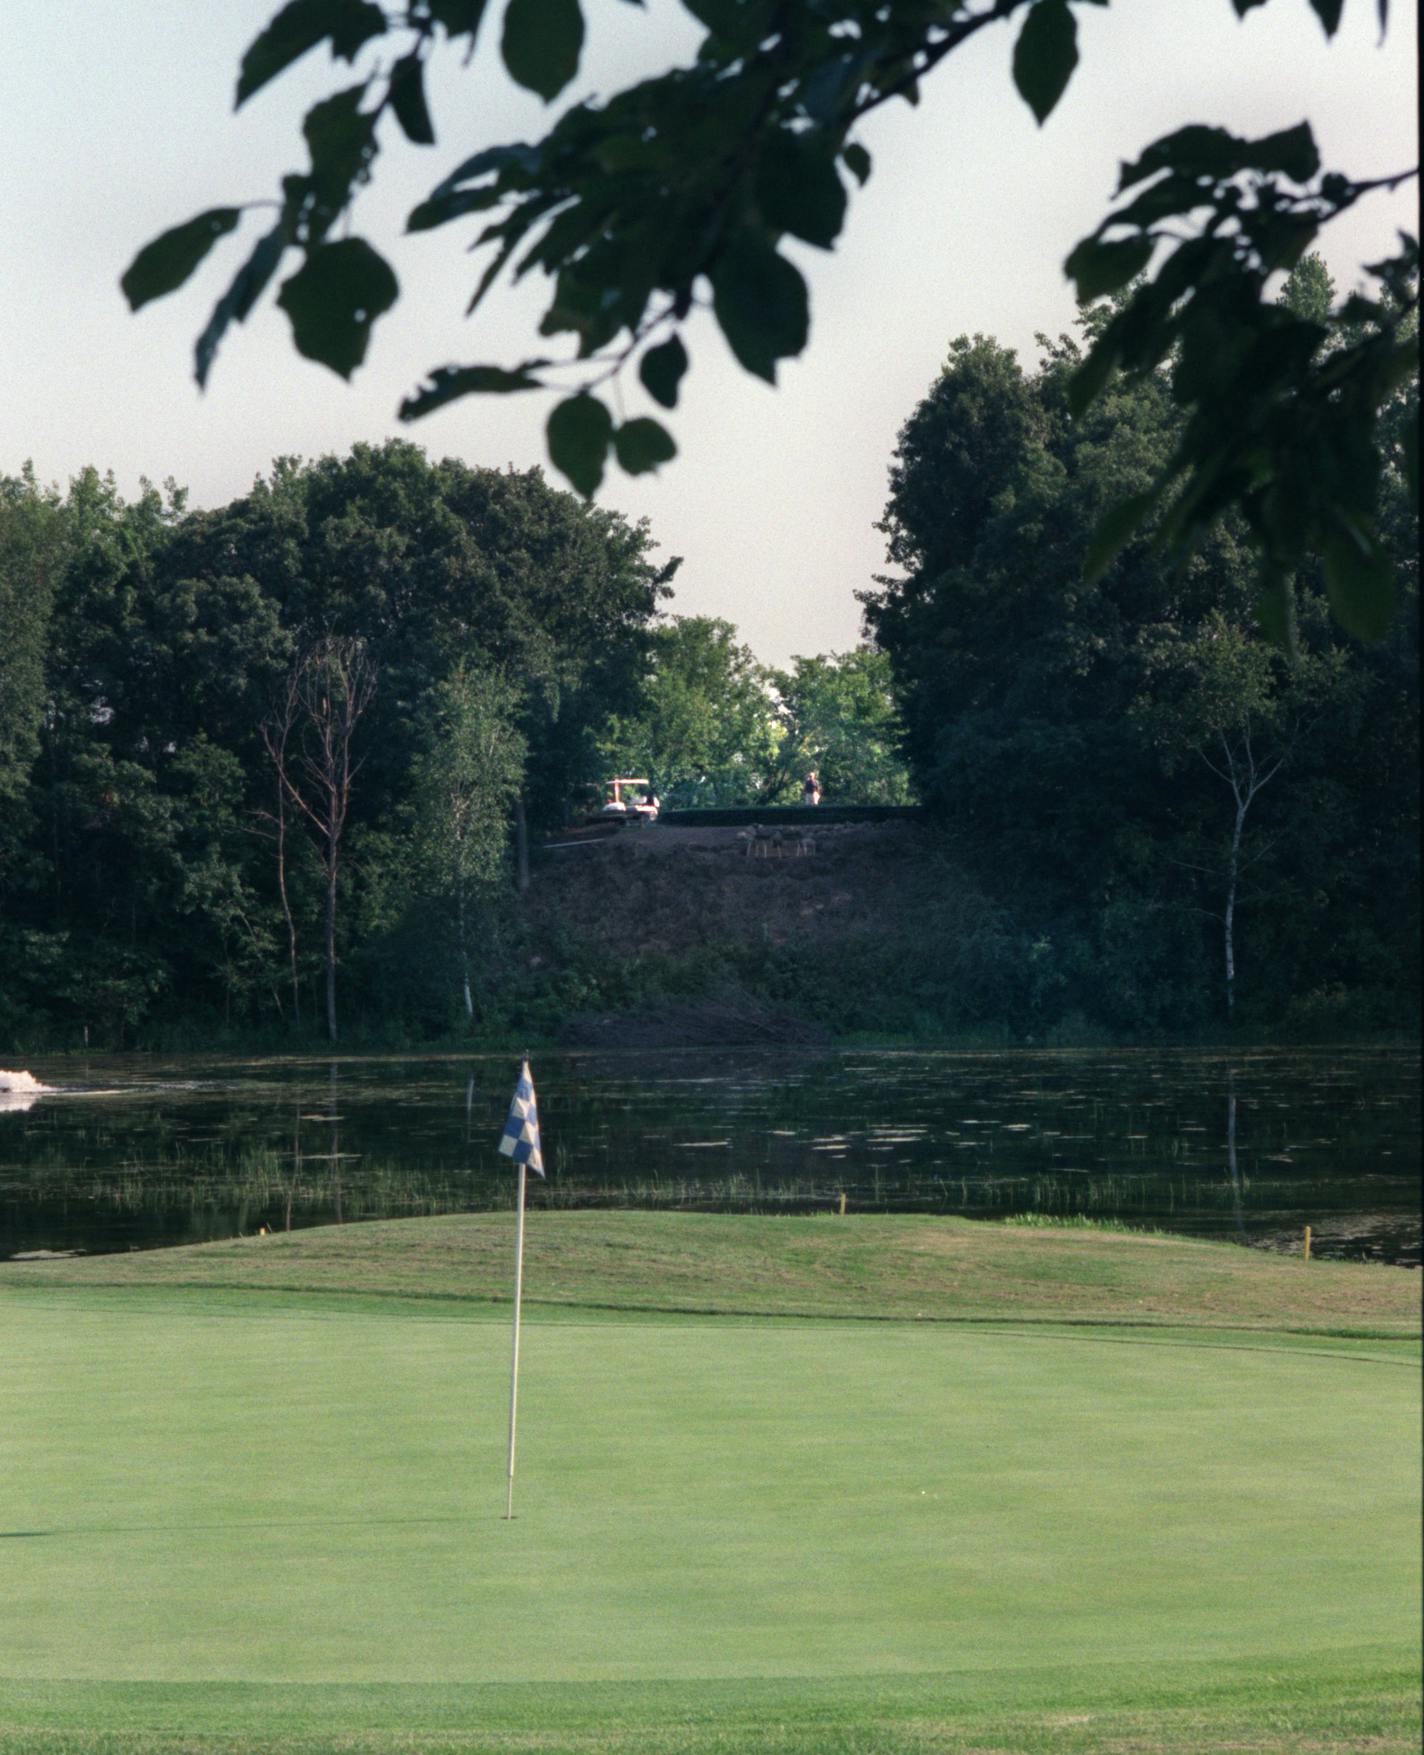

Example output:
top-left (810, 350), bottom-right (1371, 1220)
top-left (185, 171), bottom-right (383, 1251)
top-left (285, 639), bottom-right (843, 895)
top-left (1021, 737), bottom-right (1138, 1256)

top-left (3, 1), bottom-right (1416, 663)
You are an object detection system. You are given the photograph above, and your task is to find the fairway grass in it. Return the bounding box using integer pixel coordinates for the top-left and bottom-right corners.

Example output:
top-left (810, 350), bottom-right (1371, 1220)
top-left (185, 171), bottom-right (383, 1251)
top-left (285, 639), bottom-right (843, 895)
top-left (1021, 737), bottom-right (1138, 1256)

top-left (2, 1216), bottom-right (1419, 1751)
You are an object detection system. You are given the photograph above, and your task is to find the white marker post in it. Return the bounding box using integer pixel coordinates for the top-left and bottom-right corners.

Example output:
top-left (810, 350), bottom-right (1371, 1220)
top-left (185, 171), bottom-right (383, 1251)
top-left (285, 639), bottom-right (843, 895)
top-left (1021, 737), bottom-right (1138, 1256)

top-left (505, 1154), bottom-right (529, 1520)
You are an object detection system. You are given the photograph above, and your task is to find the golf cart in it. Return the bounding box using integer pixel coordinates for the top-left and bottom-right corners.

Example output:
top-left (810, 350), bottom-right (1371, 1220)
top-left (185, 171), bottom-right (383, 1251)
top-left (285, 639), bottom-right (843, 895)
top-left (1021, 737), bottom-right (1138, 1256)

top-left (598, 777), bottom-right (659, 822)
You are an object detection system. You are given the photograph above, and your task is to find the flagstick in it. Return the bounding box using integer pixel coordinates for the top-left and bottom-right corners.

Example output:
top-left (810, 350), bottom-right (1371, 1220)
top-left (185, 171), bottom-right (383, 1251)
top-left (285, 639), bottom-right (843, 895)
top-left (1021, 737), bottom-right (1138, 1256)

top-left (504, 1157), bottom-right (528, 1519)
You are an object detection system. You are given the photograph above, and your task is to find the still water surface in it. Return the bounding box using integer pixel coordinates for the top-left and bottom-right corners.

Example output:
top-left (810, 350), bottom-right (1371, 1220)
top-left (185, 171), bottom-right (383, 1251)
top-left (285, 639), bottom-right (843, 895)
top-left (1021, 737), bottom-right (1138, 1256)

top-left (0, 1048), bottom-right (1417, 1265)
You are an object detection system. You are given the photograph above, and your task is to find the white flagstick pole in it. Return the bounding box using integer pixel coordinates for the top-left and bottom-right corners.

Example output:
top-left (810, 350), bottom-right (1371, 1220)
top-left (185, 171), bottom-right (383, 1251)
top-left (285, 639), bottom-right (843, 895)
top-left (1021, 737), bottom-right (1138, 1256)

top-left (504, 1156), bottom-right (528, 1520)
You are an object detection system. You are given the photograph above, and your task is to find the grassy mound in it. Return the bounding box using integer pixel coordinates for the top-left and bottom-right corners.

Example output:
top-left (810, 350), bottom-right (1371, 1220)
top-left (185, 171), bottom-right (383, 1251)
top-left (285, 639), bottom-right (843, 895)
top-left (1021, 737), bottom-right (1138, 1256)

top-left (3, 1210), bottom-right (1418, 1336)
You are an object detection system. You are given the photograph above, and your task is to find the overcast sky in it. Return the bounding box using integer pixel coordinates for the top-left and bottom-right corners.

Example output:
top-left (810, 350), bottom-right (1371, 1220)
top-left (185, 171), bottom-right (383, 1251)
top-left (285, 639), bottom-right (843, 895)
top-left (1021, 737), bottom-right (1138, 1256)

top-left (4, 1), bottom-right (1416, 663)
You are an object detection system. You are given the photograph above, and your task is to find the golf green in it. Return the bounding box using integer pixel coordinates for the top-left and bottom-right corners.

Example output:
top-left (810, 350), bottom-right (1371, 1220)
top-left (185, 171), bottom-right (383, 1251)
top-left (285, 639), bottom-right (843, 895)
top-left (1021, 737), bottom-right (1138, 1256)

top-left (2, 1283), bottom-right (1418, 1752)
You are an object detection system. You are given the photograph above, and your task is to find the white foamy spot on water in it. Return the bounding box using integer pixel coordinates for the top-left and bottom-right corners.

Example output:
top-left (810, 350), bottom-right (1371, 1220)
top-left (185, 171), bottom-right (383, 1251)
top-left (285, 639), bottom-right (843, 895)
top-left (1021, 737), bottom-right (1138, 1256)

top-left (0, 1070), bottom-right (54, 1112)
top-left (0, 1070), bottom-right (53, 1094)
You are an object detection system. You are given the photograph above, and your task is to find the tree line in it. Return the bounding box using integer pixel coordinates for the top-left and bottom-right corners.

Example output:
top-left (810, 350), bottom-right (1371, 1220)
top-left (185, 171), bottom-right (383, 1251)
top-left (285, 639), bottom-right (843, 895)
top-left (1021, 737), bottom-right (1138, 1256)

top-left (0, 442), bottom-right (909, 1048)
top-left (2, 264), bottom-right (1414, 1049)
top-left (0, 444), bottom-right (671, 1043)
top-left (861, 264), bottom-right (1418, 1038)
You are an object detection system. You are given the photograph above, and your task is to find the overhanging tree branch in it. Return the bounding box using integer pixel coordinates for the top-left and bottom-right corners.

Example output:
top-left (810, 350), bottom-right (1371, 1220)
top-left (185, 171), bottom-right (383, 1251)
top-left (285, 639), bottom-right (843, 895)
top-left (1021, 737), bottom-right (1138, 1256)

top-left (122, 0), bottom-right (1413, 637)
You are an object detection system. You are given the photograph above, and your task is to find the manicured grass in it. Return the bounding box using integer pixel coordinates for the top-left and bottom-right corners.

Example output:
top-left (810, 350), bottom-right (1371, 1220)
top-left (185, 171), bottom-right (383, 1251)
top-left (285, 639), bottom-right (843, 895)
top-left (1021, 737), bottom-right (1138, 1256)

top-left (4, 1210), bottom-right (1419, 1335)
top-left (2, 1657), bottom-right (1420, 1753)
top-left (1, 1217), bottom-right (1419, 1752)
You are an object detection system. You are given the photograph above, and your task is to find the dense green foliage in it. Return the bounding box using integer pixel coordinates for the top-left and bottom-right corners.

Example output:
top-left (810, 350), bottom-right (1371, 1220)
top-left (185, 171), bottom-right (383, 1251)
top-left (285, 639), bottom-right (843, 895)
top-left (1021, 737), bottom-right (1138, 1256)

top-left (0, 442), bottom-right (669, 1045)
top-left (6, 261), bottom-right (1414, 1049)
top-left (769, 647), bottom-right (913, 805)
top-left (598, 616), bottom-right (781, 807)
top-left (597, 617), bottom-right (912, 808)
top-left (1063, 120), bottom-right (1416, 641)
top-left (128, 0), bottom-right (1416, 642)
top-left (409, 664), bottom-right (528, 1019)
top-left (863, 291), bottom-right (1419, 1039)
top-left (1, 448), bottom-right (921, 1049)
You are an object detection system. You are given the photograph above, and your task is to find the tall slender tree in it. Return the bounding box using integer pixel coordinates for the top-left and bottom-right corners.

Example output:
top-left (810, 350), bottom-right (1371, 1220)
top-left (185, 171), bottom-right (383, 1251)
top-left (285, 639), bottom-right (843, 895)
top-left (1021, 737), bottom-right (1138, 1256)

top-left (1133, 613), bottom-right (1330, 1018)
top-left (410, 666), bottom-right (526, 1021)
top-left (262, 637), bottom-right (377, 1042)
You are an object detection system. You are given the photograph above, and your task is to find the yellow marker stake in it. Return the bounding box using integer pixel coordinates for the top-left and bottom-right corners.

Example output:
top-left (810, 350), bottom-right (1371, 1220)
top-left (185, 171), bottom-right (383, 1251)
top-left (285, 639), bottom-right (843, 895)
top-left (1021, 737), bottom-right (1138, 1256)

top-left (838, 1192), bottom-right (847, 1216)
top-left (1303, 1225), bottom-right (1312, 1261)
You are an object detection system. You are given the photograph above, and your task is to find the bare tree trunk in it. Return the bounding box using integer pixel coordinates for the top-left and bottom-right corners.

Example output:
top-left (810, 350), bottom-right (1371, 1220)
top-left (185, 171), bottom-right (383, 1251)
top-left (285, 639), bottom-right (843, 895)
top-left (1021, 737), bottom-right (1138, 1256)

top-left (458, 881), bottom-right (474, 1019)
top-left (1224, 797), bottom-right (1245, 1019)
top-left (276, 772), bottom-right (299, 1025)
top-left (1200, 719), bottom-right (1287, 1024)
top-left (263, 638), bottom-right (376, 1049)
top-left (261, 676), bottom-right (302, 1026)
top-left (234, 901), bottom-right (285, 1023)
top-left (325, 862), bottom-right (339, 1043)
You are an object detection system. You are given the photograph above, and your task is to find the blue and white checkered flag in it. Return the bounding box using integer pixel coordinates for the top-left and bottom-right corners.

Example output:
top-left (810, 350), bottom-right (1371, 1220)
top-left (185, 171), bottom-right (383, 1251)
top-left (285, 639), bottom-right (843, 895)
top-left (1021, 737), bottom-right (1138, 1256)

top-left (498, 1060), bottom-right (545, 1177)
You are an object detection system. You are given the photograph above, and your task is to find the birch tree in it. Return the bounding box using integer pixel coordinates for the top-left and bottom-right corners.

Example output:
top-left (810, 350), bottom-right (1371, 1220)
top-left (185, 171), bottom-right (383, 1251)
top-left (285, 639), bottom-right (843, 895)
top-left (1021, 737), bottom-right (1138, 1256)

top-left (1136, 613), bottom-right (1330, 1019)
top-left (410, 665), bottom-right (526, 1022)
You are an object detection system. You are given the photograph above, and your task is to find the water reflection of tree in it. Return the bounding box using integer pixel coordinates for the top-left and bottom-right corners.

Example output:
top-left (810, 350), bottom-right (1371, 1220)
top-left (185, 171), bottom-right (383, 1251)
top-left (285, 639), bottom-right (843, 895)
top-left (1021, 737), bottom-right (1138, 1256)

top-left (285, 1089), bottom-right (299, 1232)
top-left (1226, 1068), bottom-right (1248, 1244)
top-left (4, 1052), bottom-right (1419, 1260)
top-left (330, 1061), bottom-right (343, 1226)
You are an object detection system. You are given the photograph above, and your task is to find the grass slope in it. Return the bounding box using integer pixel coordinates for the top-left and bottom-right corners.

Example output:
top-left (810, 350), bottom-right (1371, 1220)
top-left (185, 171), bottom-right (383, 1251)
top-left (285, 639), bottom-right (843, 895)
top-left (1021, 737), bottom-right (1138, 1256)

top-left (2, 1216), bottom-right (1419, 1753)
top-left (4, 1210), bottom-right (1419, 1334)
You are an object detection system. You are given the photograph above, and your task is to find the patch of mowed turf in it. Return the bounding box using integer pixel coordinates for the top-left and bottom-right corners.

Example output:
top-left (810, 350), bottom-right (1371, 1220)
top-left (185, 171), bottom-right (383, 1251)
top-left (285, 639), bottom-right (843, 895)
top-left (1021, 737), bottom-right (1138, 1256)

top-left (1, 1655), bottom-right (1420, 1752)
top-left (3, 1217), bottom-right (1418, 1752)
top-left (2, 1212), bottom-right (1418, 1335)
top-left (1, 1297), bottom-right (1418, 1716)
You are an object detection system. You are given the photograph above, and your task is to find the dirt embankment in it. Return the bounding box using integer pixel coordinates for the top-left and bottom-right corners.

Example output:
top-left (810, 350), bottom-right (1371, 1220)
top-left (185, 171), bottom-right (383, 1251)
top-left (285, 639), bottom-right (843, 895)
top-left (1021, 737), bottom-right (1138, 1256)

top-left (536, 819), bottom-right (924, 949)
top-left (525, 820), bottom-right (987, 1045)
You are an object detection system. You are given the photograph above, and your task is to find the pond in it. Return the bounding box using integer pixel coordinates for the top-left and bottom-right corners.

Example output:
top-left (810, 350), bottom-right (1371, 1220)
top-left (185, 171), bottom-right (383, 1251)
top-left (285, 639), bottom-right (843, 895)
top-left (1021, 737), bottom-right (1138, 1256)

top-left (0, 1047), bottom-right (1417, 1266)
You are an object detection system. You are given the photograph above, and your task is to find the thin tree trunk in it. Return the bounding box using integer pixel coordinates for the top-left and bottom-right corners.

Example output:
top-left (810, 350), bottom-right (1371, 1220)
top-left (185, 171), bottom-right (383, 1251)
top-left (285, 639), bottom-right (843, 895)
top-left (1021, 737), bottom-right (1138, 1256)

top-left (275, 773), bottom-right (299, 1025)
top-left (325, 862), bottom-right (338, 1043)
top-left (458, 881), bottom-right (474, 1019)
top-left (1206, 720), bottom-right (1285, 1025)
top-left (263, 637), bottom-right (375, 1049)
top-left (1223, 793), bottom-right (1248, 1019)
